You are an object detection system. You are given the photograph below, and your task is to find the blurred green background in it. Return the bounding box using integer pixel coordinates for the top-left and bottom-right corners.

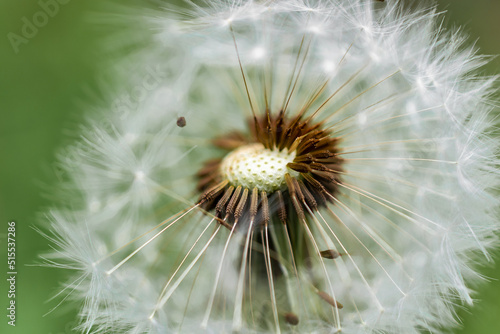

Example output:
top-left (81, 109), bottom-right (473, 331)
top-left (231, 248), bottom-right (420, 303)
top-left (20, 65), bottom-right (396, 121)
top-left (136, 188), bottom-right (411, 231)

top-left (0, 0), bottom-right (499, 333)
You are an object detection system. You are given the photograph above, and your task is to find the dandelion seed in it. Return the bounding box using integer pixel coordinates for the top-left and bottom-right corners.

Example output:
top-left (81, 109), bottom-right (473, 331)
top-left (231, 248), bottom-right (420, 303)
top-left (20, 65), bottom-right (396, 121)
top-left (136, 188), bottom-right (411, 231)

top-left (177, 116), bottom-right (187, 128)
top-left (43, 1), bottom-right (499, 333)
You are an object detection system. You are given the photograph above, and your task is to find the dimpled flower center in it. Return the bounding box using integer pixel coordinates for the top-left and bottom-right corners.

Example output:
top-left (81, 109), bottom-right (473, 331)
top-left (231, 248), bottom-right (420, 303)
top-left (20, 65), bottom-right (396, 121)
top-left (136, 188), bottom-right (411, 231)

top-left (220, 143), bottom-right (299, 193)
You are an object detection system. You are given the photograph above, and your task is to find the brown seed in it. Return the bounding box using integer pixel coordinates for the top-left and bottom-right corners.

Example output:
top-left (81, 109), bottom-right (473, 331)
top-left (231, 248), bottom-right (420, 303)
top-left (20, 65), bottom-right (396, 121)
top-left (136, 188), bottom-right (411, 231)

top-left (284, 312), bottom-right (299, 326)
top-left (303, 173), bottom-right (327, 192)
top-left (310, 162), bottom-right (328, 171)
top-left (234, 188), bottom-right (249, 219)
top-left (320, 249), bottom-right (341, 259)
top-left (294, 153), bottom-right (314, 163)
top-left (260, 191), bottom-right (270, 225)
top-left (216, 186), bottom-right (234, 213)
top-left (200, 180), bottom-right (228, 203)
top-left (249, 187), bottom-right (259, 219)
top-left (299, 180), bottom-right (317, 210)
top-left (277, 190), bottom-right (287, 224)
top-left (291, 177), bottom-right (305, 203)
top-left (313, 150), bottom-right (334, 158)
top-left (317, 290), bottom-right (344, 309)
top-left (176, 116), bottom-right (186, 127)
top-left (226, 186), bottom-right (242, 215)
top-left (287, 162), bottom-right (311, 173)
top-left (291, 196), bottom-right (305, 221)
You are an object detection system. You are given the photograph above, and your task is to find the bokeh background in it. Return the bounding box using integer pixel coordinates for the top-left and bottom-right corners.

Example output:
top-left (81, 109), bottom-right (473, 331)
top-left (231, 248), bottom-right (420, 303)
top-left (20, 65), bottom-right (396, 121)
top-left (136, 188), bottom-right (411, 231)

top-left (1, 1), bottom-right (499, 333)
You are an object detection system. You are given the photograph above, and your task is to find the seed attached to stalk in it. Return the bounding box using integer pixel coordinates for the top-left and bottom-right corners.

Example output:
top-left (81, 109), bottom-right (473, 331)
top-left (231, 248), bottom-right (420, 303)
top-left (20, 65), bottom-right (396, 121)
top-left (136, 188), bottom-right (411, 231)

top-left (195, 110), bottom-right (345, 327)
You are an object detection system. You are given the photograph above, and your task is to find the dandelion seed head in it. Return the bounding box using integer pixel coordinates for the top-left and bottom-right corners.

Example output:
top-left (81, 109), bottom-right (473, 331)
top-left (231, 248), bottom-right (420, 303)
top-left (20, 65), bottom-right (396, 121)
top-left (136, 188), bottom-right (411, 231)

top-left (43, 0), bottom-right (500, 333)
